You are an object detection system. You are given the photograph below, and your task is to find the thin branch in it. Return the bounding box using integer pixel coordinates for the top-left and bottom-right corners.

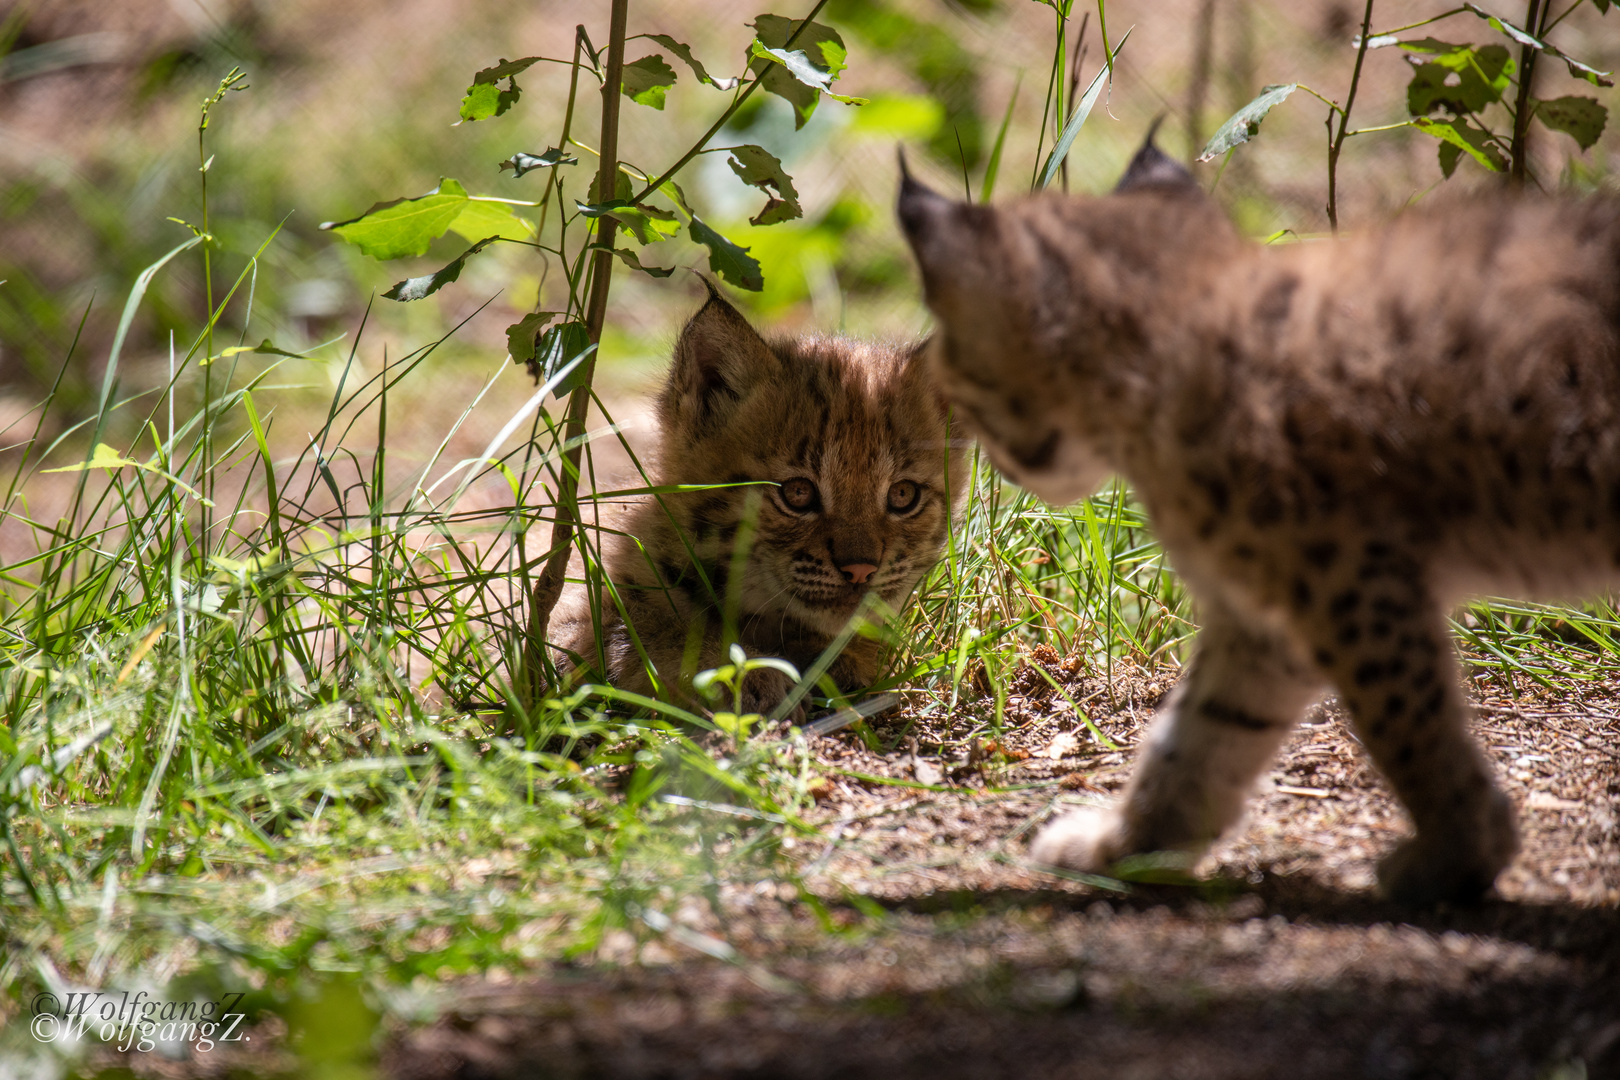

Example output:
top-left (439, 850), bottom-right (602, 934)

top-left (1296, 83), bottom-right (1345, 115)
top-left (1366, 5), bottom-right (1468, 38)
top-left (1326, 0), bottom-right (1377, 232)
top-left (523, 0), bottom-right (630, 704)
top-left (1540, 0), bottom-right (1585, 34)
top-left (1508, 0), bottom-right (1546, 185)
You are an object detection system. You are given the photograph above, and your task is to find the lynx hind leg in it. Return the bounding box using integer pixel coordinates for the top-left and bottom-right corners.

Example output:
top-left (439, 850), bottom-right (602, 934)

top-left (1306, 573), bottom-right (1517, 903)
top-left (1031, 606), bottom-right (1324, 874)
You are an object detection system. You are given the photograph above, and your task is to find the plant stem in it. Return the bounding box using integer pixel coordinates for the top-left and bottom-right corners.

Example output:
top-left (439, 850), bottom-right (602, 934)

top-left (532, 27), bottom-right (587, 248)
top-left (524, 0), bottom-right (629, 703)
top-left (1541, 0), bottom-right (1583, 34)
top-left (1367, 6), bottom-right (1467, 38)
top-left (1029, 5), bottom-right (1066, 190)
top-left (1061, 11), bottom-right (1089, 193)
top-left (1508, 0), bottom-right (1546, 185)
top-left (1184, 0), bottom-right (1215, 165)
top-left (1326, 0), bottom-right (1376, 232)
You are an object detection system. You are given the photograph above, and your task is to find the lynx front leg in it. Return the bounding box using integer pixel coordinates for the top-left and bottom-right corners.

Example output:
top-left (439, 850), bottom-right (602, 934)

top-left (1309, 587), bottom-right (1517, 903)
top-left (1030, 606), bottom-right (1324, 873)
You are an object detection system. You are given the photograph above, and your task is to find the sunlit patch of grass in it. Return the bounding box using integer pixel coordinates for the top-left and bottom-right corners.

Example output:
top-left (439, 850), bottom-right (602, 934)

top-left (0, 77), bottom-right (821, 1074)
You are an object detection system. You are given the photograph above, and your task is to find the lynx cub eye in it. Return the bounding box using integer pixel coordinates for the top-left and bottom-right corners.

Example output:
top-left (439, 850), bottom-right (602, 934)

top-left (780, 477), bottom-right (819, 512)
top-left (887, 479), bottom-right (921, 513)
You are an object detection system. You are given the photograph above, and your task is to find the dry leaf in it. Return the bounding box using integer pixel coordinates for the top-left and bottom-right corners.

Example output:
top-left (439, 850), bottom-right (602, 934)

top-left (1038, 731), bottom-right (1080, 760)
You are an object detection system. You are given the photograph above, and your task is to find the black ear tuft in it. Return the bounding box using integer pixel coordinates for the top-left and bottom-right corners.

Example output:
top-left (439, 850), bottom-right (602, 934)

top-left (1115, 120), bottom-right (1198, 194)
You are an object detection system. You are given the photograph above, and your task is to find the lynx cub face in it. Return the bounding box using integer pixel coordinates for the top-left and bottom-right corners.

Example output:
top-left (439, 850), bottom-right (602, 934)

top-left (549, 290), bottom-right (965, 715)
top-left (899, 139), bottom-right (1620, 903)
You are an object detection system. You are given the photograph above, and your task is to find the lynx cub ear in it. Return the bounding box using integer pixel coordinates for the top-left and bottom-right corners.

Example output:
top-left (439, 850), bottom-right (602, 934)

top-left (665, 288), bottom-right (779, 429)
top-left (1115, 125), bottom-right (1200, 194)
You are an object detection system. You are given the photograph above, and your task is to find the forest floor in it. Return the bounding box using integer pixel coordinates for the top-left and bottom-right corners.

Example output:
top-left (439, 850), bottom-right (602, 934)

top-left (354, 656), bottom-right (1619, 1080)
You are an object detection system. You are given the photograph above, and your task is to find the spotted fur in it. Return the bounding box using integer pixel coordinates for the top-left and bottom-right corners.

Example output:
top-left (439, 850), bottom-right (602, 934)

top-left (899, 138), bottom-right (1620, 903)
top-left (548, 291), bottom-right (966, 715)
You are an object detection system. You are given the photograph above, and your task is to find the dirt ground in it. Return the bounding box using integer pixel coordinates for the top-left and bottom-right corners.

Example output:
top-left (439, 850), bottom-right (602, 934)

top-left (371, 654), bottom-right (1620, 1080)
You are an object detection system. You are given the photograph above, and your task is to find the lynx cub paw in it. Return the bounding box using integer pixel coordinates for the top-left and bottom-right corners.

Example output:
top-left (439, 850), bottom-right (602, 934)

top-left (737, 667), bottom-right (802, 721)
top-left (1028, 809), bottom-right (1127, 872)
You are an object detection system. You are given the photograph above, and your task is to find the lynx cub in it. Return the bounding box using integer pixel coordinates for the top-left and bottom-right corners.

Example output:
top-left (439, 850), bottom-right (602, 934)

top-left (899, 138), bottom-right (1620, 902)
top-left (548, 290), bottom-right (965, 716)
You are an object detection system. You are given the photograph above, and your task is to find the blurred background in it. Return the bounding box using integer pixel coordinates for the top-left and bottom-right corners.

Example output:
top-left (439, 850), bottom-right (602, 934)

top-left (2, 0), bottom-right (1617, 507)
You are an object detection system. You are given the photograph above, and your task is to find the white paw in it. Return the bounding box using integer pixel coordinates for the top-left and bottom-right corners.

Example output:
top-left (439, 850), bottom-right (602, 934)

top-left (1028, 809), bottom-right (1125, 872)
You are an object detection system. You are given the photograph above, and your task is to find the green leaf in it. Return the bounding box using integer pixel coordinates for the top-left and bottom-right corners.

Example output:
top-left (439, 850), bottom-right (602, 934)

top-left (506, 311), bottom-right (562, 365)
top-left (587, 168), bottom-right (634, 205)
top-left (448, 199), bottom-right (535, 244)
top-left (43, 443), bottom-right (214, 504)
top-left (980, 74), bottom-right (1021, 203)
top-left (1594, 0), bottom-right (1610, 12)
top-left (201, 339), bottom-right (309, 365)
top-left (1438, 140), bottom-right (1464, 179)
top-left (1198, 82), bottom-right (1297, 162)
top-left (752, 15), bottom-right (847, 77)
top-left (1040, 27), bottom-right (1134, 186)
top-left (749, 42), bottom-right (867, 106)
top-left (600, 245), bottom-right (676, 278)
top-left (725, 144), bottom-right (802, 226)
top-left (471, 56), bottom-right (546, 82)
top-left (1395, 36), bottom-right (1470, 55)
top-left (382, 236), bottom-right (501, 302)
top-left (459, 56), bottom-right (543, 122)
top-left (245, 338), bottom-right (307, 359)
top-left (534, 320), bottom-right (594, 396)
top-left (1406, 44), bottom-right (1513, 116)
top-left (622, 54), bottom-right (676, 110)
top-left (499, 148), bottom-right (578, 177)
top-left (688, 217), bottom-right (763, 292)
top-left (576, 200), bottom-right (681, 245)
top-left (657, 178), bottom-right (693, 217)
top-left (1535, 95), bottom-right (1607, 150)
top-left (459, 83), bottom-right (509, 123)
top-left (321, 178), bottom-right (470, 260)
top-left (1462, 3), bottom-right (1613, 86)
top-left (756, 62), bottom-right (820, 128)
top-left (747, 15), bottom-right (863, 129)
top-left (639, 34), bottom-right (739, 90)
top-left (46, 442), bottom-right (140, 473)
top-left (1412, 116), bottom-right (1506, 172)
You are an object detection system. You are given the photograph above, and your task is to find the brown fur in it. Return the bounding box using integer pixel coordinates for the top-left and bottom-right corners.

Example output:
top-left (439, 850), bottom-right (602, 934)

top-left (899, 141), bottom-right (1620, 903)
top-left (548, 292), bottom-right (967, 715)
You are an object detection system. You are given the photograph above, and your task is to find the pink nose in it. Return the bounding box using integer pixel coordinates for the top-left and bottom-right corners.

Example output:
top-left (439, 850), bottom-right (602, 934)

top-left (840, 563), bottom-right (879, 585)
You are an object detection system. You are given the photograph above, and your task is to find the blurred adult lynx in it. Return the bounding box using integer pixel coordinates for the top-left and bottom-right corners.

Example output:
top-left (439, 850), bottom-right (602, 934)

top-left (899, 136), bottom-right (1620, 902)
top-left (548, 289), bottom-right (966, 716)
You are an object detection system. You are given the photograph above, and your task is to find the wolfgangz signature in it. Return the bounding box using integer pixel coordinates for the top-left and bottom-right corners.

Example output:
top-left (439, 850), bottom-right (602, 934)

top-left (31, 989), bottom-right (250, 1053)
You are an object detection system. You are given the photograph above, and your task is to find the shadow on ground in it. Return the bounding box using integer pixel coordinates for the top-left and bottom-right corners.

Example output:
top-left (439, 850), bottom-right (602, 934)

top-left (385, 880), bottom-right (1618, 1080)
top-left (383, 660), bottom-right (1619, 1080)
